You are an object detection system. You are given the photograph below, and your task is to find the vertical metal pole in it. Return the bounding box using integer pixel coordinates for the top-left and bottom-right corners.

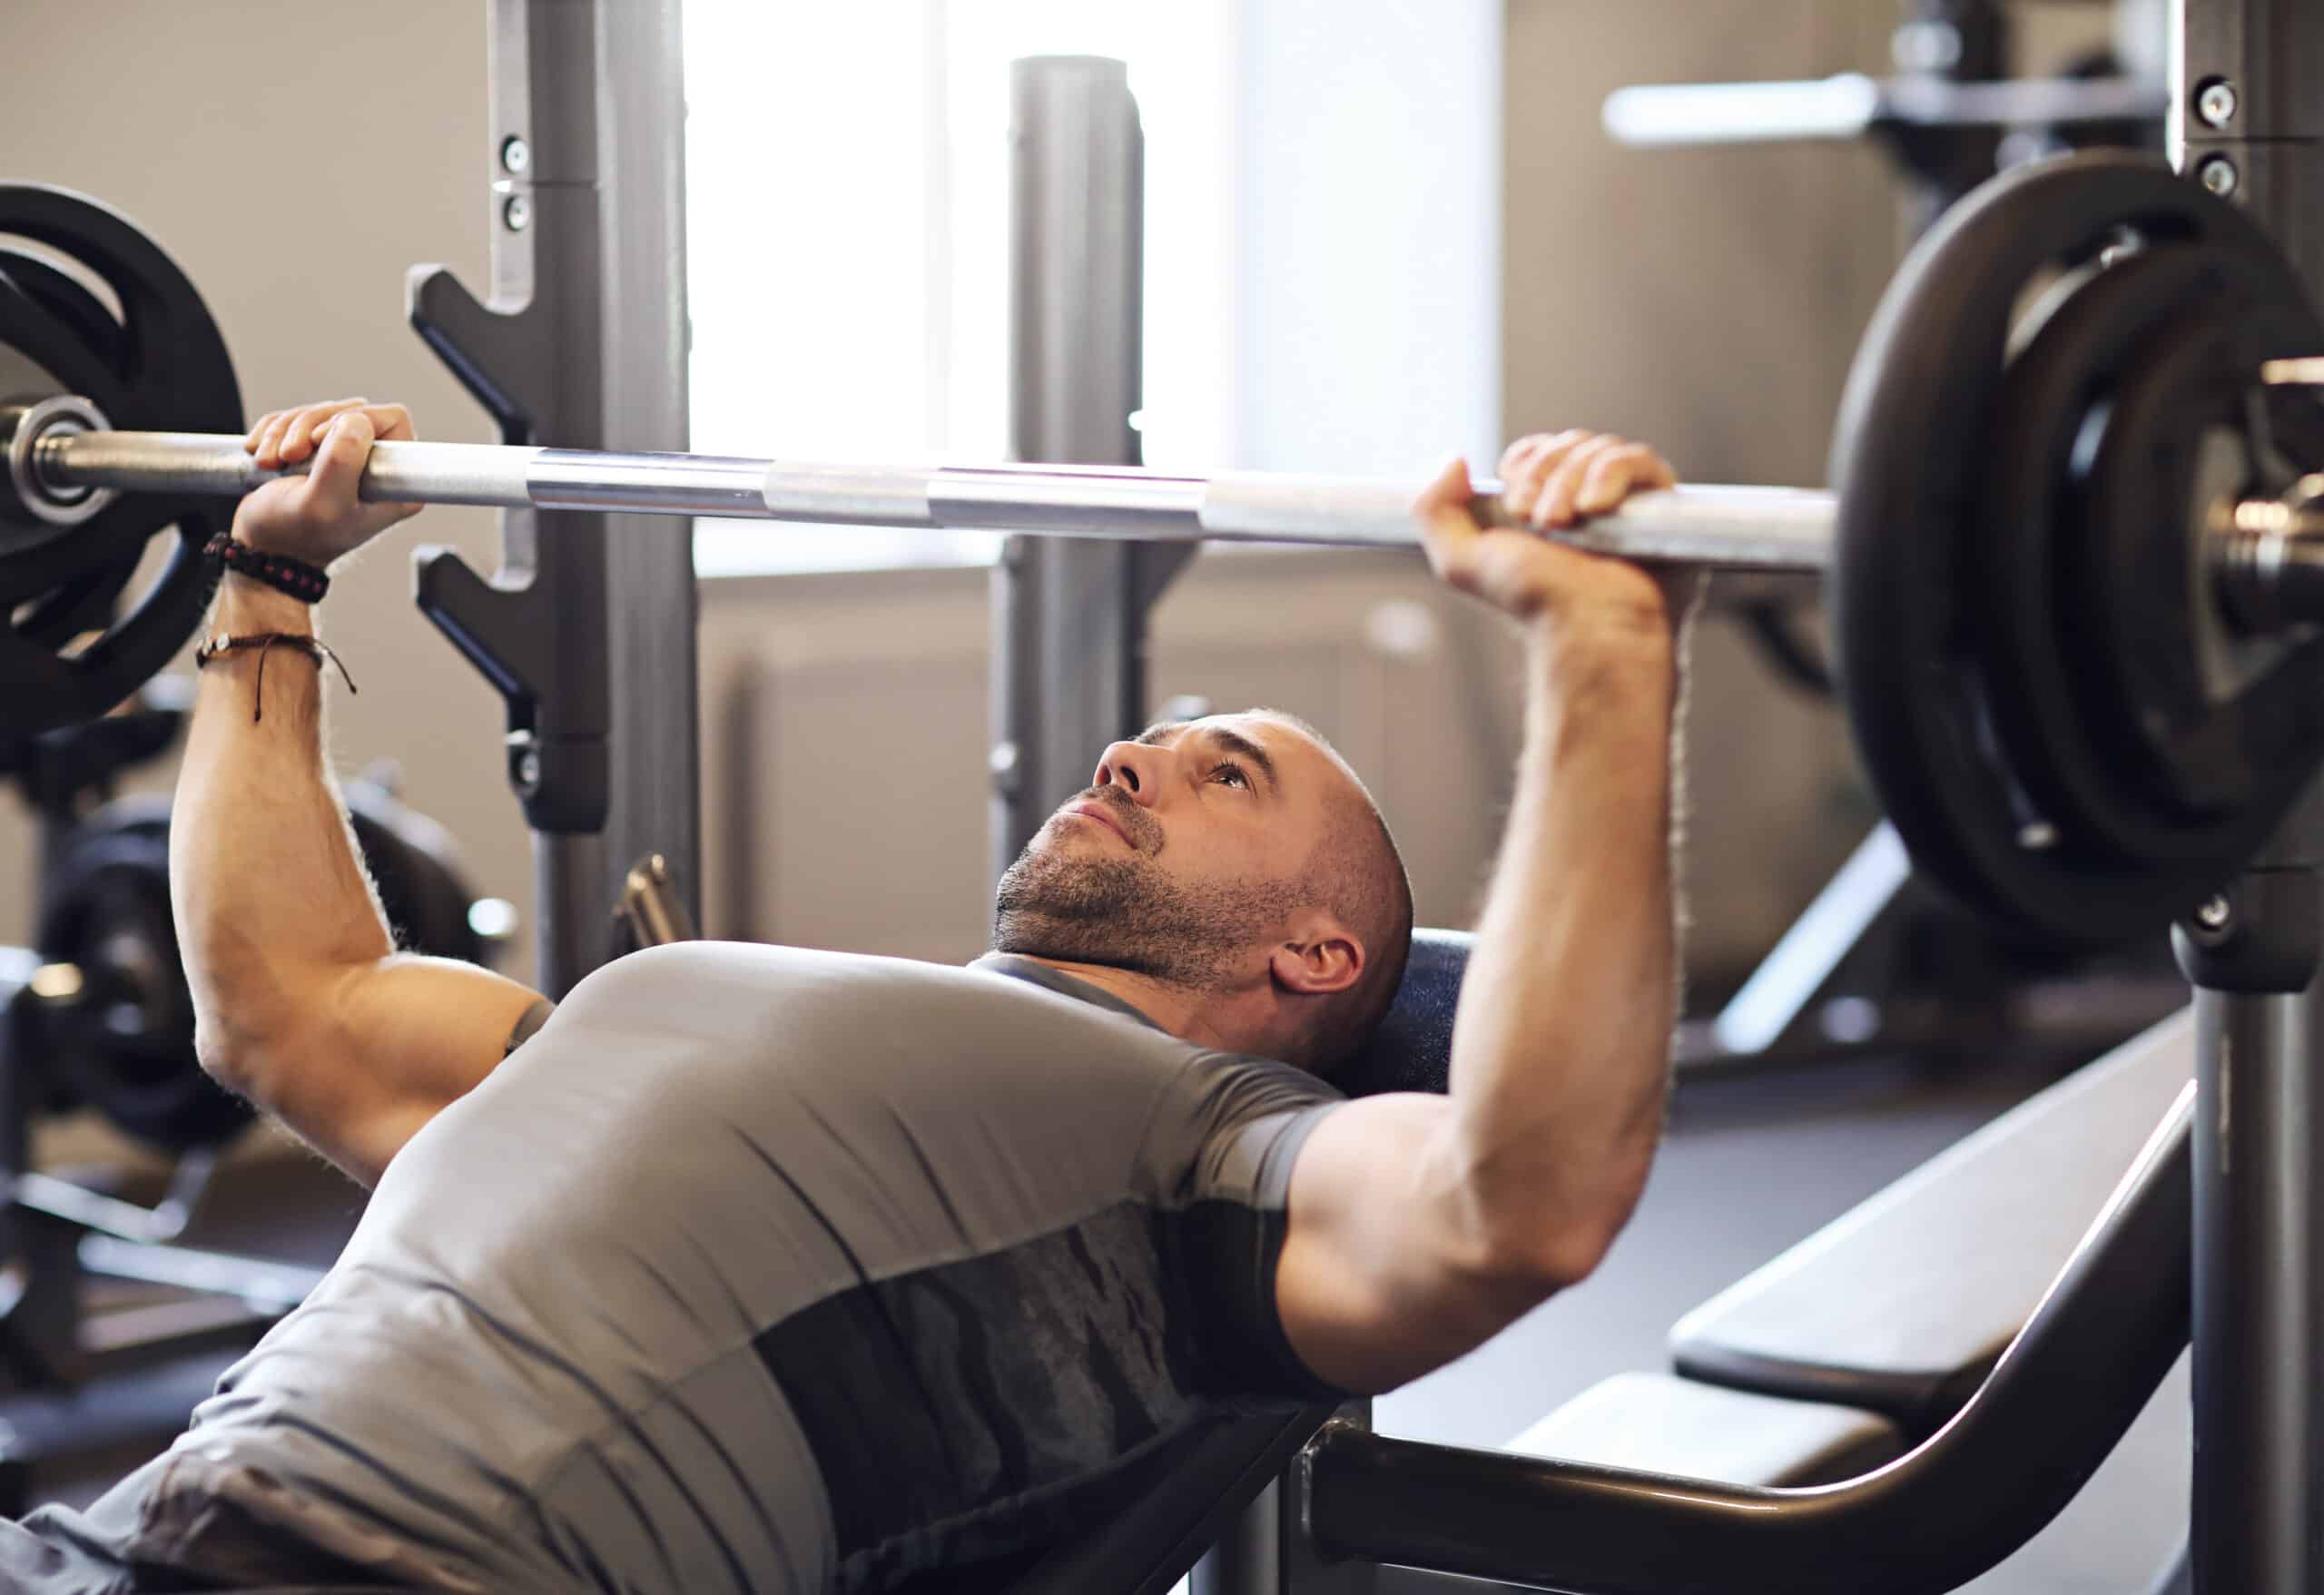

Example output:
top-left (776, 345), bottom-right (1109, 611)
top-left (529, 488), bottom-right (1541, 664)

top-left (522, 0), bottom-right (698, 992)
top-left (2172, 5), bottom-right (2324, 1591)
top-left (1887, 0), bottom-right (2008, 234)
top-left (989, 56), bottom-right (1191, 882)
top-left (491, 0), bottom-right (615, 996)
top-left (2174, 0), bottom-right (2324, 295)
top-left (409, 0), bottom-right (696, 996)
top-left (2186, 940), bottom-right (2324, 1595)
top-left (589, 0), bottom-right (700, 968)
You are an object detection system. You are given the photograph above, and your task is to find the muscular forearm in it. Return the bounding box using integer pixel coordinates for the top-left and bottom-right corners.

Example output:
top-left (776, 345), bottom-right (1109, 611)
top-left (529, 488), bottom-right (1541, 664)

top-left (1447, 615), bottom-right (1681, 1282)
top-left (170, 577), bottom-right (393, 1087)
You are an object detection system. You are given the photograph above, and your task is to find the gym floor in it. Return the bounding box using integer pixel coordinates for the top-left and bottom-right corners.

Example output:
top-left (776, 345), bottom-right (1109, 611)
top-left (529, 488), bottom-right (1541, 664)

top-left (28, 1033), bottom-right (2189, 1594)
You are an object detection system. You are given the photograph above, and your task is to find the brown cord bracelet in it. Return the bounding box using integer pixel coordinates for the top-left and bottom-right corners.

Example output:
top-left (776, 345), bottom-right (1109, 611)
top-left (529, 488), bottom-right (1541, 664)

top-left (192, 632), bottom-right (358, 723)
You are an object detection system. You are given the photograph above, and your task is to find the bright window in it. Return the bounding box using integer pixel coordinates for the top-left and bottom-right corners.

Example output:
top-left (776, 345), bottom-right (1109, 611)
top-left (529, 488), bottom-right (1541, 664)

top-left (684, 0), bottom-right (1235, 576)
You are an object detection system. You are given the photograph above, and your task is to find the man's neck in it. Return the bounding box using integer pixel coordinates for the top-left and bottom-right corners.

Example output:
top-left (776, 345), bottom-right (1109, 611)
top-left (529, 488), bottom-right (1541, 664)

top-left (998, 955), bottom-right (1243, 1051)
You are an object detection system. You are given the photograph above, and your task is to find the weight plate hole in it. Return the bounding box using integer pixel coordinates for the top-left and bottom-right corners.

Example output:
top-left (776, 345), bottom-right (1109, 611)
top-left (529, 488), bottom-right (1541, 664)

top-left (0, 235), bottom-right (123, 328)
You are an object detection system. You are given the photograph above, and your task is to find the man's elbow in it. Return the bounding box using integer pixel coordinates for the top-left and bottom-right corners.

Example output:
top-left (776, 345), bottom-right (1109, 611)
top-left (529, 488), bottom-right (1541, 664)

top-left (192, 971), bottom-right (345, 1112)
top-left (193, 1011), bottom-right (279, 1106)
top-left (1467, 1160), bottom-right (1654, 1296)
top-left (190, 948), bottom-right (362, 1097)
top-left (1474, 1211), bottom-right (1622, 1298)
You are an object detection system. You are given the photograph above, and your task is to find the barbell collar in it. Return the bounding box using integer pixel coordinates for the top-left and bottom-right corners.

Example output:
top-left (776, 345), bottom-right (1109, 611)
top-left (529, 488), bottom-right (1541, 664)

top-left (2, 394), bottom-right (113, 527)
top-left (2216, 475), bottom-right (2324, 634)
top-left (18, 399), bottom-right (1837, 572)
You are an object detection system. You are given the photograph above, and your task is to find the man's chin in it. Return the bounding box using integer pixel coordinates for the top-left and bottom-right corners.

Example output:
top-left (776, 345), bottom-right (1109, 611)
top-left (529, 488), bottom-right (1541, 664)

top-left (991, 908), bottom-right (1117, 963)
top-left (1010, 836), bottom-right (1125, 890)
top-left (1059, 832), bottom-right (1128, 862)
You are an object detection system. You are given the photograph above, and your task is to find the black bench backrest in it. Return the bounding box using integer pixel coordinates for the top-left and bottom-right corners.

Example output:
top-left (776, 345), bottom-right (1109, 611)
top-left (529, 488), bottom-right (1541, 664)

top-left (1334, 927), bottom-right (1471, 1098)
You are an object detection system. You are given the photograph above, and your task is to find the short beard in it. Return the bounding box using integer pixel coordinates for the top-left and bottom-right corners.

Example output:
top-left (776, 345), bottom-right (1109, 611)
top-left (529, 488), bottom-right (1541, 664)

top-left (992, 837), bottom-right (1297, 990)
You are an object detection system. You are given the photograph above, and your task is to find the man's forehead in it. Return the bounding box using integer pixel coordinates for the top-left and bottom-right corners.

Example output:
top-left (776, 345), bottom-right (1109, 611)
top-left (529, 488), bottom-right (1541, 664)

top-left (1134, 712), bottom-right (1316, 756)
top-left (1134, 715), bottom-right (1354, 807)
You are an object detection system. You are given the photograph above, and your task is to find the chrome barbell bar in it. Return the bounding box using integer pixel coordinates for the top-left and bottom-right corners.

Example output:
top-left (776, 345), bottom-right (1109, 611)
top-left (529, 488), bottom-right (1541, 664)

top-left (5, 396), bottom-right (1837, 572)
top-left (22, 395), bottom-right (2324, 631)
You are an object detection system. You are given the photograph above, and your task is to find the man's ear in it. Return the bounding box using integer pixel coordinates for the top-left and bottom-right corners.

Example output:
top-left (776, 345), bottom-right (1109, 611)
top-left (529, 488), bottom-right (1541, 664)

top-left (1268, 917), bottom-right (1364, 998)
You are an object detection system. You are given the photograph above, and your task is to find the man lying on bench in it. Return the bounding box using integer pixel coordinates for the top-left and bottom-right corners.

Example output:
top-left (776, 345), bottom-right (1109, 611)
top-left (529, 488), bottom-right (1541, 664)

top-left (0, 399), bottom-right (1689, 1593)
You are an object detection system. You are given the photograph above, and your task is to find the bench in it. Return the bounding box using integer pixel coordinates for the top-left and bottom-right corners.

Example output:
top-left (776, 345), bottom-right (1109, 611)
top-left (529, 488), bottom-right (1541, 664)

top-left (1668, 1008), bottom-right (2192, 1435)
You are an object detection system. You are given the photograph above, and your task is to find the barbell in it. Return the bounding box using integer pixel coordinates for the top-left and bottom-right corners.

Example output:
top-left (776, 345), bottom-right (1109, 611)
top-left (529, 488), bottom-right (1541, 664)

top-left (5, 153), bottom-right (2324, 947)
top-left (11, 416), bottom-right (1837, 570)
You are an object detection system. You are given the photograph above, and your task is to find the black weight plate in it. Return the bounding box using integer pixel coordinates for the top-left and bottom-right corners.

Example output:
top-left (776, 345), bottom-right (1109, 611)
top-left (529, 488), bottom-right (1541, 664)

top-left (0, 186), bottom-right (240, 736)
top-left (0, 247), bottom-right (143, 646)
top-left (33, 787), bottom-right (497, 1154)
top-left (1979, 238), bottom-right (2321, 878)
top-left (2079, 300), bottom-right (2324, 822)
top-left (1830, 151), bottom-right (2312, 944)
top-left (0, 246), bottom-right (128, 378)
top-left (33, 802), bottom-right (251, 1154)
top-left (0, 248), bottom-right (171, 603)
top-left (344, 779), bottom-right (493, 968)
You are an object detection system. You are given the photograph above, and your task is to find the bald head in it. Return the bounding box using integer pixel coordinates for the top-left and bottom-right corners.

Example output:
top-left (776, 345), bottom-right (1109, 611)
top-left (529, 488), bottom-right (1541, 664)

top-left (991, 707), bottom-right (1413, 1072)
top-left (1247, 711), bottom-right (1414, 1070)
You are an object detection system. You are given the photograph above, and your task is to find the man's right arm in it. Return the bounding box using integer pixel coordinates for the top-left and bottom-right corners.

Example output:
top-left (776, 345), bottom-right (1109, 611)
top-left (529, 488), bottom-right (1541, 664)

top-left (172, 401), bottom-right (546, 1186)
top-left (1277, 433), bottom-right (1688, 1393)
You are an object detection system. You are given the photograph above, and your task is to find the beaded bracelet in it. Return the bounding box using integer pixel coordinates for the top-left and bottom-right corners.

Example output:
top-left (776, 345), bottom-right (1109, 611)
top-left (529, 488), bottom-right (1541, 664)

top-left (202, 532), bottom-right (330, 605)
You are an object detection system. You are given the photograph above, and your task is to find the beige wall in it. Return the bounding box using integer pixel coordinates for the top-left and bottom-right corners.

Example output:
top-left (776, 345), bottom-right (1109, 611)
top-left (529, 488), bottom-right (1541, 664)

top-left (0, 0), bottom-right (522, 962)
top-left (1502, 0), bottom-right (1903, 958)
top-left (1504, 1), bottom-right (1899, 482)
top-left (1, 1), bottom-right (1920, 1109)
top-left (1493, 0), bottom-right (2124, 950)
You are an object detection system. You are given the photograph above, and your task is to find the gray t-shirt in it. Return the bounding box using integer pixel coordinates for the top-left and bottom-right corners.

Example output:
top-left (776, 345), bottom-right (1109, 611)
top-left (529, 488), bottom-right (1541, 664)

top-left (21, 944), bottom-right (1345, 1592)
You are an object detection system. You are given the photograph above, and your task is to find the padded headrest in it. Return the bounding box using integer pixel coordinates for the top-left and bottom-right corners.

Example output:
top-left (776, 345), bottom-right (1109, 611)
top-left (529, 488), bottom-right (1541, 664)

top-left (1334, 927), bottom-right (1471, 1098)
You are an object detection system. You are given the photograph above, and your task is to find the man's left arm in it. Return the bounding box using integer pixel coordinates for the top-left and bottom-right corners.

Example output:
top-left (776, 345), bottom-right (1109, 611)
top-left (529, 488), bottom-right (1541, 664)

top-left (1275, 430), bottom-right (1689, 1394)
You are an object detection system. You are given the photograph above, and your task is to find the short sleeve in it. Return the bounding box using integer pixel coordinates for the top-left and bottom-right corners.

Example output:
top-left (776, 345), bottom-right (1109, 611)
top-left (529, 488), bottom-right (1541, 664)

top-left (1148, 1053), bottom-right (1351, 1404)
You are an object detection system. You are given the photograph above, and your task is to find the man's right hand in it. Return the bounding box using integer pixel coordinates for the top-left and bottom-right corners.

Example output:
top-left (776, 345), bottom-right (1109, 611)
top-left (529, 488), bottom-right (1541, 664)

top-left (236, 399), bottom-right (424, 567)
top-left (1414, 430), bottom-right (1684, 639)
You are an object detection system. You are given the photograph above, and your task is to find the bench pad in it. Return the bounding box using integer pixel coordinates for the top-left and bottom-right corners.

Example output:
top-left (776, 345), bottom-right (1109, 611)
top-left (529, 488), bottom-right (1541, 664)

top-left (1669, 1009), bottom-right (2193, 1433)
top-left (1508, 1370), bottom-right (1905, 1487)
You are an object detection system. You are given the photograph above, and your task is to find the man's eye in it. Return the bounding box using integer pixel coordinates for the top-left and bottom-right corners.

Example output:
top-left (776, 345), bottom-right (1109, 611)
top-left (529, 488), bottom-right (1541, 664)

top-left (1211, 762), bottom-right (1250, 789)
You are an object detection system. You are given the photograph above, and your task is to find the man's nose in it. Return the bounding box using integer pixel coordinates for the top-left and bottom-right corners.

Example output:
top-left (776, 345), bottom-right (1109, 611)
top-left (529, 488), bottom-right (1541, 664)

top-left (1093, 741), bottom-right (1164, 807)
